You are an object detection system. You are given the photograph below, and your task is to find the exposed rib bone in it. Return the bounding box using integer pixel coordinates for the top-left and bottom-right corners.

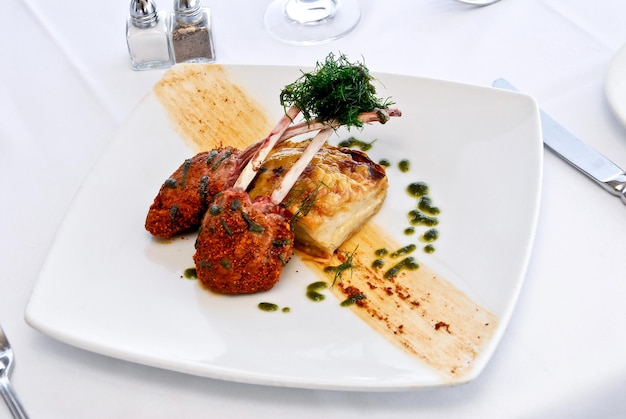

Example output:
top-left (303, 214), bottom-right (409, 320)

top-left (270, 128), bottom-right (334, 204)
top-left (280, 108), bottom-right (402, 142)
top-left (234, 106), bottom-right (300, 190)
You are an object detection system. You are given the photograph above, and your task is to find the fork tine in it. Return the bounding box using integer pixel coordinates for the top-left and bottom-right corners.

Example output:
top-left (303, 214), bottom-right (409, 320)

top-left (0, 324), bottom-right (29, 419)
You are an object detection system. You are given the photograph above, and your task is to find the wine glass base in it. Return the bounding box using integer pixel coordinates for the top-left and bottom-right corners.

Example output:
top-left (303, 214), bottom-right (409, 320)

top-left (264, 0), bottom-right (361, 45)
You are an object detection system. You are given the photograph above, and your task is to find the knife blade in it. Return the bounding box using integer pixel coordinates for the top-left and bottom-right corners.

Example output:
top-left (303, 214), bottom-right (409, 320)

top-left (493, 78), bottom-right (626, 205)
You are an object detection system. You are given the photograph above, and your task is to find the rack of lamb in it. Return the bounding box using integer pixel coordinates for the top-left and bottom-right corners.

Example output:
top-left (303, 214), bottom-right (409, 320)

top-left (145, 53), bottom-right (401, 294)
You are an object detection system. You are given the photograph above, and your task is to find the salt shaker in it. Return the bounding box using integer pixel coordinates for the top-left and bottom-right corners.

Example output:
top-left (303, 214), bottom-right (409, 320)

top-left (126, 0), bottom-right (174, 70)
top-left (171, 0), bottom-right (216, 64)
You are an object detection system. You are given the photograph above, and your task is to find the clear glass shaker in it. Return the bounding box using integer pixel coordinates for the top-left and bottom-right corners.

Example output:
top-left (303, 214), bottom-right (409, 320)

top-left (126, 0), bottom-right (174, 70)
top-left (171, 0), bottom-right (216, 64)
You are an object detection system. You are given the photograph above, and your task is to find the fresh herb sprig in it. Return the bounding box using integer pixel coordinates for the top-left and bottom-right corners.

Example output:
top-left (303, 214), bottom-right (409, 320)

top-left (280, 53), bottom-right (394, 129)
top-left (325, 245), bottom-right (359, 287)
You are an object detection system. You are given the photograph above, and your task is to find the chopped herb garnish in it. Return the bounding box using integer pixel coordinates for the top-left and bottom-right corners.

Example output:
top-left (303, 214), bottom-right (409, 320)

top-left (209, 204), bottom-right (222, 216)
top-left (220, 218), bottom-right (233, 236)
top-left (241, 211), bottom-right (265, 233)
top-left (180, 158), bottom-right (192, 188)
top-left (164, 178), bottom-right (177, 188)
top-left (211, 150), bottom-right (233, 171)
top-left (326, 246), bottom-right (358, 287)
top-left (280, 52), bottom-right (394, 129)
top-left (169, 205), bottom-right (179, 221)
top-left (199, 176), bottom-right (209, 202)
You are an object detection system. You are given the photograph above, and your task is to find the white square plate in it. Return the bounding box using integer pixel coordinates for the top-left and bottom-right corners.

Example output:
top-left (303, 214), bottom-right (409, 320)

top-left (26, 65), bottom-right (542, 390)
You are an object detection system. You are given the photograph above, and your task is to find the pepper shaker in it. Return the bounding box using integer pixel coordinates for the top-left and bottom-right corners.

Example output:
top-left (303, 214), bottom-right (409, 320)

top-left (171, 0), bottom-right (216, 63)
top-left (126, 0), bottom-right (174, 70)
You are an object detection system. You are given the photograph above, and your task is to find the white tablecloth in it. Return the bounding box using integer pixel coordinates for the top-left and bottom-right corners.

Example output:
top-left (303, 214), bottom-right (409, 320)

top-left (2, 0), bottom-right (626, 417)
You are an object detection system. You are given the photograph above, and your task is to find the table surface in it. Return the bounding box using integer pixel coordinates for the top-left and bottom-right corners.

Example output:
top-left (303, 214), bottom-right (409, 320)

top-left (2, 0), bottom-right (626, 417)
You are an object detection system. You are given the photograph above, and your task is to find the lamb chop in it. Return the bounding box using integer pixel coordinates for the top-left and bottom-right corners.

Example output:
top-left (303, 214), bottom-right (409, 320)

top-left (193, 128), bottom-right (334, 294)
top-left (144, 106), bottom-right (298, 238)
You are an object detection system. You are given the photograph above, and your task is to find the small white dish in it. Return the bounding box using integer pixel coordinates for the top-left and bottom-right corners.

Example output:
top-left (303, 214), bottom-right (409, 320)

top-left (25, 66), bottom-right (542, 390)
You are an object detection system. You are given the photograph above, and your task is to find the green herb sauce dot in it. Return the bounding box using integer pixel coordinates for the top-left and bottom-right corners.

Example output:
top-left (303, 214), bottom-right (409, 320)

top-left (183, 268), bottom-right (197, 279)
top-left (418, 196), bottom-right (440, 215)
top-left (307, 281), bottom-right (328, 291)
top-left (258, 302), bottom-right (279, 312)
top-left (340, 293), bottom-right (366, 307)
top-left (390, 244), bottom-right (417, 258)
top-left (407, 181), bottom-right (429, 197)
top-left (398, 159), bottom-right (410, 172)
top-left (338, 136), bottom-right (376, 151)
top-left (372, 258), bottom-right (385, 269)
top-left (408, 210), bottom-right (438, 226)
top-left (307, 291), bottom-right (326, 302)
top-left (422, 228), bottom-right (439, 242)
top-left (374, 248), bottom-right (388, 256)
top-left (384, 257), bottom-right (420, 279)
top-left (209, 205), bottom-right (222, 216)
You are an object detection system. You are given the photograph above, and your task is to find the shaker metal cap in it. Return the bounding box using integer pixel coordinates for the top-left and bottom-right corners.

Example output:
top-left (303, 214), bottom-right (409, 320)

top-left (130, 0), bottom-right (159, 29)
top-left (174, 0), bottom-right (202, 23)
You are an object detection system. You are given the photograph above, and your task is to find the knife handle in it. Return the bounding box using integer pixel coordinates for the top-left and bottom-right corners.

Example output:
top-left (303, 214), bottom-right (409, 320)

top-left (604, 174), bottom-right (626, 204)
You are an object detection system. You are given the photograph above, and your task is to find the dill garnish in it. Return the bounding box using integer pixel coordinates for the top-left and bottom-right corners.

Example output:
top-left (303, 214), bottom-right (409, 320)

top-left (325, 245), bottom-right (359, 287)
top-left (280, 53), bottom-right (394, 129)
top-left (286, 180), bottom-right (328, 226)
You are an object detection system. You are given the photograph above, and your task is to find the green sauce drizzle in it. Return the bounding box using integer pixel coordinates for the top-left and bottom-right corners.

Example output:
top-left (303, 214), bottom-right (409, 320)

top-left (407, 181), bottom-right (429, 197)
top-left (422, 228), bottom-right (439, 242)
top-left (390, 244), bottom-right (417, 258)
top-left (340, 293), bottom-right (367, 307)
top-left (258, 302), bottom-right (279, 312)
top-left (384, 257), bottom-right (420, 279)
top-left (338, 137), bottom-right (376, 151)
top-left (374, 248), bottom-right (388, 256)
top-left (306, 281), bottom-right (328, 302)
top-left (372, 258), bottom-right (385, 269)
top-left (408, 210), bottom-right (439, 226)
top-left (418, 196), bottom-right (440, 215)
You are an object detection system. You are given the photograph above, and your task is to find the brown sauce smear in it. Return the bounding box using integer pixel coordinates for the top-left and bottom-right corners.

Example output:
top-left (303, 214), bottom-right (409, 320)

top-left (299, 223), bottom-right (497, 382)
top-left (153, 64), bottom-right (498, 381)
top-left (154, 64), bottom-right (273, 152)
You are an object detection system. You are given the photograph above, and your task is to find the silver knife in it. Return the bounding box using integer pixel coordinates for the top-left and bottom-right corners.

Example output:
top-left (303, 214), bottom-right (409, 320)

top-left (493, 78), bottom-right (626, 204)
